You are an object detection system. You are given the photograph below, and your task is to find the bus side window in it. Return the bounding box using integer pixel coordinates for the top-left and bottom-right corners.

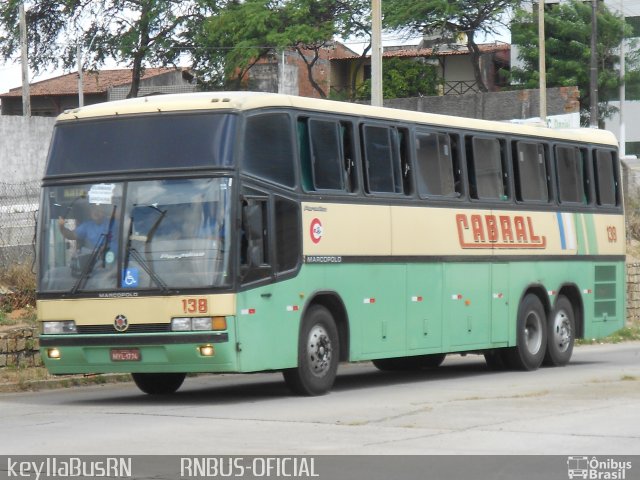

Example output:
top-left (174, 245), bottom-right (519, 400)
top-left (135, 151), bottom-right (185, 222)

top-left (395, 128), bottom-right (412, 195)
top-left (415, 131), bottom-right (459, 198)
top-left (297, 119), bottom-right (313, 191)
top-left (467, 136), bottom-right (508, 200)
top-left (340, 122), bottom-right (358, 192)
top-left (308, 119), bottom-right (345, 191)
top-left (241, 196), bottom-right (271, 284)
top-left (593, 149), bottom-right (618, 207)
top-left (244, 113), bottom-right (295, 188)
top-left (299, 119), bottom-right (357, 194)
top-left (513, 141), bottom-right (549, 203)
top-left (275, 197), bottom-right (300, 274)
top-left (556, 145), bottom-right (589, 204)
top-left (362, 124), bottom-right (408, 195)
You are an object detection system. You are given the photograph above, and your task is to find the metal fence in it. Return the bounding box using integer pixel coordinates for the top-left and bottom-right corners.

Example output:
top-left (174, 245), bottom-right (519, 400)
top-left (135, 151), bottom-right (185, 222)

top-left (0, 182), bottom-right (39, 269)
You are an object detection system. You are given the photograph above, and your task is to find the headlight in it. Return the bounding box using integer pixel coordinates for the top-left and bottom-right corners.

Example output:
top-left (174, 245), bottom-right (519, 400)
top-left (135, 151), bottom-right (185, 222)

top-left (171, 317), bottom-right (227, 331)
top-left (42, 321), bottom-right (77, 334)
top-left (171, 317), bottom-right (192, 331)
top-left (192, 318), bottom-right (213, 331)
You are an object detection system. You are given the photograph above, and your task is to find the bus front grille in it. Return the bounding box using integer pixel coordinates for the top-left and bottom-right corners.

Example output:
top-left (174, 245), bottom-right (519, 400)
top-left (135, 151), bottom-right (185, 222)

top-left (76, 323), bottom-right (171, 334)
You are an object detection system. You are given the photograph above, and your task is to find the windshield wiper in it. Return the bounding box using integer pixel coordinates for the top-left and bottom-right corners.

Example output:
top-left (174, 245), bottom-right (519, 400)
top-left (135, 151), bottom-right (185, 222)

top-left (70, 205), bottom-right (116, 294)
top-left (123, 205), bottom-right (170, 294)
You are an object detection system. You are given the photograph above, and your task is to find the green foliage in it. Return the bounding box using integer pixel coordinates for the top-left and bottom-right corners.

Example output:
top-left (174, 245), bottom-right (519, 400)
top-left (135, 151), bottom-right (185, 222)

top-left (356, 58), bottom-right (441, 100)
top-left (382, 0), bottom-right (523, 92)
top-left (0, 1), bottom-right (220, 97)
top-left (511, 0), bottom-right (631, 126)
top-left (191, 0), bottom-right (370, 97)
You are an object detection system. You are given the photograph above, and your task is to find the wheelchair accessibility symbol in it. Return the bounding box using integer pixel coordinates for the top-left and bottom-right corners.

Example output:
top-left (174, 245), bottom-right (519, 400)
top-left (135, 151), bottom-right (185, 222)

top-left (122, 268), bottom-right (139, 288)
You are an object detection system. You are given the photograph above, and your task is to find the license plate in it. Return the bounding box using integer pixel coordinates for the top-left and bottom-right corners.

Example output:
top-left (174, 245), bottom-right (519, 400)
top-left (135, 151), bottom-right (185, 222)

top-left (110, 349), bottom-right (141, 361)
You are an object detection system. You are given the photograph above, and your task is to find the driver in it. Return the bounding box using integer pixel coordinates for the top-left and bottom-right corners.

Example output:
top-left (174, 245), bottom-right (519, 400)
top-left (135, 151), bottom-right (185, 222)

top-left (58, 203), bottom-right (116, 252)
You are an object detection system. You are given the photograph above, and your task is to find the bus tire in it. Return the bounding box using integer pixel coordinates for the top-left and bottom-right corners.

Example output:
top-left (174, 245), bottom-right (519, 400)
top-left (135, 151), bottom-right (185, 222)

top-left (132, 372), bottom-right (186, 395)
top-left (544, 296), bottom-right (575, 366)
top-left (283, 305), bottom-right (339, 396)
top-left (506, 294), bottom-right (547, 371)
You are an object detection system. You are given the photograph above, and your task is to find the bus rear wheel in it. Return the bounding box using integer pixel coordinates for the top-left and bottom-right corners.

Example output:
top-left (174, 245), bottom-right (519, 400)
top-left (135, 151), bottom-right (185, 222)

top-left (132, 372), bottom-right (186, 395)
top-left (283, 305), bottom-right (339, 396)
top-left (505, 294), bottom-right (547, 371)
top-left (544, 296), bottom-right (575, 366)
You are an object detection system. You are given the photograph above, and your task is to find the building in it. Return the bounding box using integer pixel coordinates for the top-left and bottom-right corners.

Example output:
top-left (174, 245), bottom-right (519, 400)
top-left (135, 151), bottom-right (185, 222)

top-left (0, 67), bottom-right (196, 117)
top-left (329, 41), bottom-right (511, 100)
top-left (243, 42), bottom-right (358, 98)
top-left (511, 0), bottom-right (640, 161)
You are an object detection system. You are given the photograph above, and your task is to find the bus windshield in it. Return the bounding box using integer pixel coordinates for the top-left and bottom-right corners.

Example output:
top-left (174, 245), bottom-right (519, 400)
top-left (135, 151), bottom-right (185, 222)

top-left (39, 177), bottom-right (233, 293)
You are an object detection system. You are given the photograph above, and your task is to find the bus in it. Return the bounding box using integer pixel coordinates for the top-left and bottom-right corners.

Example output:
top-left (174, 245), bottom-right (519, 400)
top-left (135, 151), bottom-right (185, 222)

top-left (37, 92), bottom-right (625, 396)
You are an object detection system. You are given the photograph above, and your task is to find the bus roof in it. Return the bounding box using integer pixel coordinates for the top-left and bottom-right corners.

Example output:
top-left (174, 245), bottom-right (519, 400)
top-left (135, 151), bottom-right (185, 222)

top-left (57, 91), bottom-right (619, 147)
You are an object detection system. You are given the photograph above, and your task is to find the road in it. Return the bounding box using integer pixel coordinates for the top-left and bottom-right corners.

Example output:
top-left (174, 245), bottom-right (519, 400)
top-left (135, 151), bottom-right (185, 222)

top-left (1, 342), bottom-right (639, 455)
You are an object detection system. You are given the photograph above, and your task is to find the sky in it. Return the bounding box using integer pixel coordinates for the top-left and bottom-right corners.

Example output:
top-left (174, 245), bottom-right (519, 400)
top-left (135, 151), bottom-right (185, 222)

top-left (0, 22), bottom-right (510, 95)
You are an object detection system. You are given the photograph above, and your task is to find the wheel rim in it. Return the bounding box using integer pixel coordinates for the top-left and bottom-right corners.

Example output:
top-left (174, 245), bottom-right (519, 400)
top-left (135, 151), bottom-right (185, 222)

top-left (307, 324), bottom-right (332, 377)
top-left (524, 311), bottom-right (543, 355)
top-left (552, 309), bottom-right (572, 353)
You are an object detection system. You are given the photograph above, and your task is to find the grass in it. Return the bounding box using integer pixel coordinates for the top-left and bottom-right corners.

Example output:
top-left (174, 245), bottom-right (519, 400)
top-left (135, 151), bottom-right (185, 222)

top-left (577, 322), bottom-right (640, 345)
top-left (0, 262), bottom-right (37, 329)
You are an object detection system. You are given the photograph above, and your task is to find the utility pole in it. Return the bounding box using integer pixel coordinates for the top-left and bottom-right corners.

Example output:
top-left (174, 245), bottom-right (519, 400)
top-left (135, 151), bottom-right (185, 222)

top-left (589, 0), bottom-right (598, 128)
top-left (19, 3), bottom-right (31, 118)
top-left (371, 0), bottom-right (383, 107)
top-left (619, 0), bottom-right (626, 156)
top-left (538, 0), bottom-right (547, 125)
top-left (77, 42), bottom-right (84, 107)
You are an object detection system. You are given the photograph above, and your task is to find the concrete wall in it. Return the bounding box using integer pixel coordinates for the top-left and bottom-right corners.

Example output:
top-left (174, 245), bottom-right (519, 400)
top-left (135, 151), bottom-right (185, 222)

top-left (383, 86), bottom-right (580, 121)
top-left (0, 115), bottom-right (55, 183)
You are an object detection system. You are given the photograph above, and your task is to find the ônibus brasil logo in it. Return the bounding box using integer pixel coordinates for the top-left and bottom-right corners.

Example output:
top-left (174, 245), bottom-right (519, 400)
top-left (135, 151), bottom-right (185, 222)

top-left (567, 456), bottom-right (632, 479)
top-left (310, 218), bottom-right (323, 244)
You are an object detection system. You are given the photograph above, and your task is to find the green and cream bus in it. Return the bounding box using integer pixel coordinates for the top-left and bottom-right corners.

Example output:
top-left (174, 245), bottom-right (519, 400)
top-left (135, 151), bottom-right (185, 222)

top-left (37, 92), bottom-right (625, 395)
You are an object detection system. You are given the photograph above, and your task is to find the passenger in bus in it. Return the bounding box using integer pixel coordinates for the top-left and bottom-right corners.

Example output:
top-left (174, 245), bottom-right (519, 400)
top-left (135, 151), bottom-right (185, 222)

top-left (57, 203), bottom-right (117, 252)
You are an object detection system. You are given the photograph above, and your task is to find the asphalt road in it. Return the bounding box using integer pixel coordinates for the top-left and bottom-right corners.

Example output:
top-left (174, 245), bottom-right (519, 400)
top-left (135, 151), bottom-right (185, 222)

top-left (1, 342), bottom-right (639, 455)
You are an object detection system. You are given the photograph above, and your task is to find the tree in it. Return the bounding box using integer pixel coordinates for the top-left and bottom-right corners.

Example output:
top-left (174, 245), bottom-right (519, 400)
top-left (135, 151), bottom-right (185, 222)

top-left (511, 0), bottom-right (631, 126)
top-left (382, 0), bottom-right (522, 92)
top-left (191, 0), bottom-right (370, 98)
top-left (355, 57), bottom-right (440, 100)
top-left (0, 0), bottom-right (217, 98)
top-left (188, 0), bottom-right (278, 90)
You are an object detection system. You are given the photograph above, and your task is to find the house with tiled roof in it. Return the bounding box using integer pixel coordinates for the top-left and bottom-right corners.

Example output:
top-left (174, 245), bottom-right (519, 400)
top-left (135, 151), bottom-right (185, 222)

top-left (329, 41), bottom-right (510, 100)
top-left (0, 67), bottom-right (196, 116)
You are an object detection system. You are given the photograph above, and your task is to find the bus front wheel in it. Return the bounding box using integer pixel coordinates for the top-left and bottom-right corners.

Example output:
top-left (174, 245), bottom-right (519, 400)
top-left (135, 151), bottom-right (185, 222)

top-left (283, 305), bottom-right (339, 396)
top-left (505, 294), bottom-right (547, 371)
top-left (132, 372), bottom-right (186, 395)
top-left (544, 296), bottom-right (575, 366)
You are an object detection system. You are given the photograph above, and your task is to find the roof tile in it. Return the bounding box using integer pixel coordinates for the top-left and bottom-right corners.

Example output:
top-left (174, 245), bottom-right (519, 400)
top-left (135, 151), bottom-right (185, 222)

top-left (0, 67), bottom-right (182, 97)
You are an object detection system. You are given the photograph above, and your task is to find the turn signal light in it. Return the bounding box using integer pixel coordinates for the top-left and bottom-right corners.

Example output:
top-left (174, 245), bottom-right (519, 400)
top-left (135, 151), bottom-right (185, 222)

top-left (212, 316), bottom-right (227, 331)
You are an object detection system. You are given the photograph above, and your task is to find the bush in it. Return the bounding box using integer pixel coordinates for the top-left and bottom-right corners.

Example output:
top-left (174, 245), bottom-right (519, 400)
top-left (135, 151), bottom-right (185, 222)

top-left (0, 263), bottom-right (36, 312)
